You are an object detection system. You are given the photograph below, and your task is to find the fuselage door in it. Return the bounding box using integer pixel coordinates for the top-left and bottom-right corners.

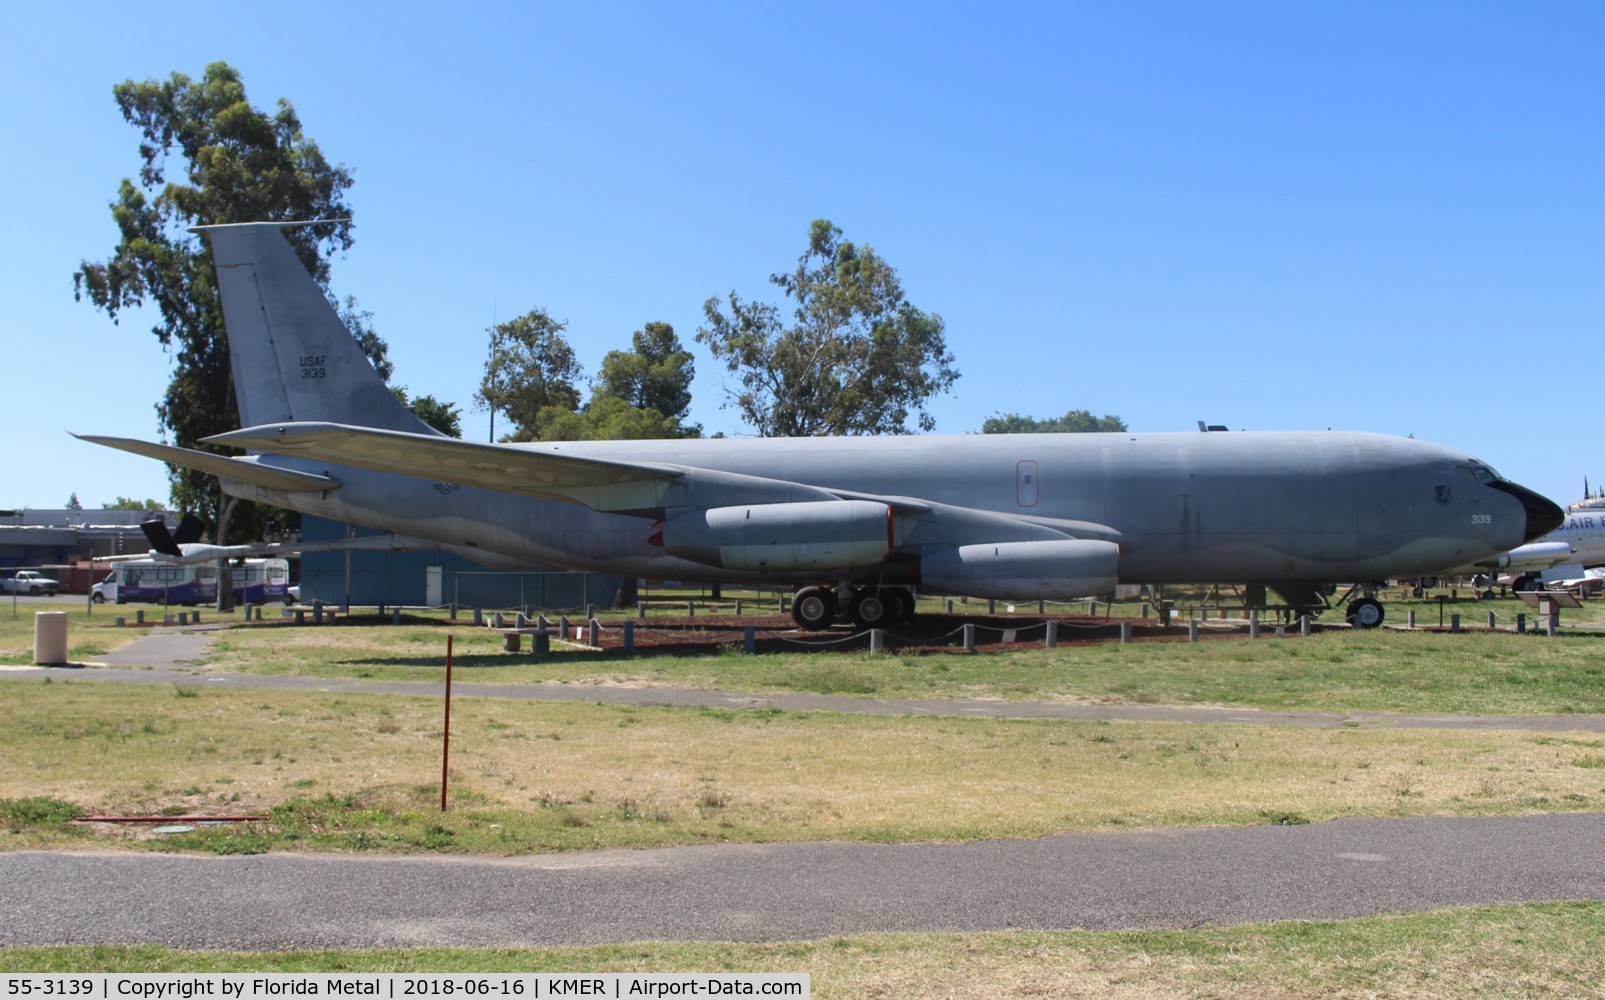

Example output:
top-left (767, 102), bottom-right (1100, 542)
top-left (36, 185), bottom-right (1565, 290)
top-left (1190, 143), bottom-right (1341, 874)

top-left (1017, 460), bottom-right (1040, 508)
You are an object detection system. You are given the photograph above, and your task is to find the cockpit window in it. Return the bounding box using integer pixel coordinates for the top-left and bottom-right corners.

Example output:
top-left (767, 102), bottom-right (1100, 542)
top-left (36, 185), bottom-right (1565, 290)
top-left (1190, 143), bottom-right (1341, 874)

top-left (1457, 464), bottom-right (1500, 485)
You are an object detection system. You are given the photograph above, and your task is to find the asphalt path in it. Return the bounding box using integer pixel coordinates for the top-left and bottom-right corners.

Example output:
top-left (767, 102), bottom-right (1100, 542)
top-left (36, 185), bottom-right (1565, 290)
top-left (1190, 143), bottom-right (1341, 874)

top-left (6, 628), bottom-right (1605, 950)
top-left (2, 813), bottom-right (1603, 949)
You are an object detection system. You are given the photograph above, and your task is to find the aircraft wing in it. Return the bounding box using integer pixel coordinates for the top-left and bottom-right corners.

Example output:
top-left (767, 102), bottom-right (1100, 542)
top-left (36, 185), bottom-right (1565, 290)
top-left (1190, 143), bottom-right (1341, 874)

top-left (208, 421), bottom-right (1126, 548)
top-left (207, 422), bottom-right (685, 511)
top-left (72, 433), bottom-right (340, 494)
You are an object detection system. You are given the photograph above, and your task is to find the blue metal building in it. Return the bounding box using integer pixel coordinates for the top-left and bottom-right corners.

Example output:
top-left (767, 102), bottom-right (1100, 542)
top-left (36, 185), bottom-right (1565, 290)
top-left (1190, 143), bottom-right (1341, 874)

top-left (298, 516), bottom-right (621, 610)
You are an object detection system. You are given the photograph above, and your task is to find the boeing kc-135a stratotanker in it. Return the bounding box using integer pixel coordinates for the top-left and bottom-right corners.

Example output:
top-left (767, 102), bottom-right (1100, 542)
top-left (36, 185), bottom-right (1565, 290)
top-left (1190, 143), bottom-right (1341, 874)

top-left (76, 223), bottom-right (1564, 630)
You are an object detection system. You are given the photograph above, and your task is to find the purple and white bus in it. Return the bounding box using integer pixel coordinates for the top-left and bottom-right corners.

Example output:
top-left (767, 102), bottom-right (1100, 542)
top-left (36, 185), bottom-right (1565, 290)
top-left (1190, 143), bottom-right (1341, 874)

top-left (93, 558), bottom-right (291, 605)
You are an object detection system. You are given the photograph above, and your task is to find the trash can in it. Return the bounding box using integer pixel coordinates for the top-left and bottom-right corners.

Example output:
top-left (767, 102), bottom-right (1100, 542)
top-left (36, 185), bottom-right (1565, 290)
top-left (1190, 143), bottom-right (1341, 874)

top-left (33, 611), bottom-right (68, 665)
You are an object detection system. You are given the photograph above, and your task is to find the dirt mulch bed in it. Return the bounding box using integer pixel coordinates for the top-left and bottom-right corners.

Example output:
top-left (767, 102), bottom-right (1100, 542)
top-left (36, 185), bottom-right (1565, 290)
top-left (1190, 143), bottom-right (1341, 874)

top-left (528, 612), bottom-right (1311, 656)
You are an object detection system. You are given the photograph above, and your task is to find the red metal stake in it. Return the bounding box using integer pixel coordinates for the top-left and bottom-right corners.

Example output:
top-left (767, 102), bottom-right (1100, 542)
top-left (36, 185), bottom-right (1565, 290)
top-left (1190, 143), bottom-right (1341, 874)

top-left (441, 634), bottom-right (453, 811)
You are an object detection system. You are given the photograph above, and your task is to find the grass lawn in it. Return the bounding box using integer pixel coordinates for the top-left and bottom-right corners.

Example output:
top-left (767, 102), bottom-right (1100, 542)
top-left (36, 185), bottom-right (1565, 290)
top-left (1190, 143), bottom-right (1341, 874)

top-left (2, 903), bottom-right (1602, 998)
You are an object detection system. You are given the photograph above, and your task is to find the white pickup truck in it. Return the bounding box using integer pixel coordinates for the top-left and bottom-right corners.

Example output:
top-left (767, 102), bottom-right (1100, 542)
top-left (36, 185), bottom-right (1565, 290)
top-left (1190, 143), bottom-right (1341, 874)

top-left (1, 570), bottom-right (61, 596)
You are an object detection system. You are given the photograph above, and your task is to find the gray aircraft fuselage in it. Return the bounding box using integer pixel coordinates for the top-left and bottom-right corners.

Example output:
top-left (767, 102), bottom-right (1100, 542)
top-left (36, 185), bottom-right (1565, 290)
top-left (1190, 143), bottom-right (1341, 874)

top-left (83, 222), bottom-right (1563, 611)
top-left (224, 429), bottom-right (1544, 588)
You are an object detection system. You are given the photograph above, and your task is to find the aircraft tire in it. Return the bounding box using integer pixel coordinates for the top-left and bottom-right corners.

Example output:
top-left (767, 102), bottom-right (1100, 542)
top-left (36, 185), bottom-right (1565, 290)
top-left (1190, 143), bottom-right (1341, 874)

top-left (1346, 597), bottom-right (1385, 629)
top-left (1513, 574), bottom-right (1541, 593)
top-left (849, 589), bottom-right (898, 629)
top-left (791, 587), bottom-right (838, 631)
top-left (889, 587), bottom-right (917, 624)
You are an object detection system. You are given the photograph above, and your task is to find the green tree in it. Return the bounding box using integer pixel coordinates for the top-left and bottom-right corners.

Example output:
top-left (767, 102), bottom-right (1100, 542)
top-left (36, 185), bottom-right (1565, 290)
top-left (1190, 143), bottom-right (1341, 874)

top-left (72, 61), bottom-right (380, 548)
top-left (593, 322), bottom-right (700, 437)
top-left (981, 410), bottom-right (1127, 434)
top-left (392, 387), bottom-right (462, 438)
top-left (697, 220), bottom-right (958, 437)
top-left (102, 498), bottom-right (165, 511)
top-left (65, 493), bottom-right (83, 511)
top-left (531, 395), bottom-right (687, 442)
top-left (476, 309), bottom-right (584, 441)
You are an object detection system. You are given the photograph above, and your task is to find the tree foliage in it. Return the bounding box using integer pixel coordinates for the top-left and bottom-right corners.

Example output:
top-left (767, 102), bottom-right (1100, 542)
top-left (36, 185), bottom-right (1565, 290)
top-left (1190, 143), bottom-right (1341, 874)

top-left (531, 395), bottom-right (688, 442)
top-left (593, 322), bottom-right (700, 437)
top-left (697, 220), bottom-right (958, 437)
top-left (392, 387), bottom-right (463, 438)
top-left (981, 410), bottom-right (1127, 434)
top-left (476, 309), bottom-right (584, 441)
top-left (478, 313), bottom-right (700, 442)
top-left (103, 498), bottom-right (165, 511)
top-left (72, 61), bottom-right (379, 543)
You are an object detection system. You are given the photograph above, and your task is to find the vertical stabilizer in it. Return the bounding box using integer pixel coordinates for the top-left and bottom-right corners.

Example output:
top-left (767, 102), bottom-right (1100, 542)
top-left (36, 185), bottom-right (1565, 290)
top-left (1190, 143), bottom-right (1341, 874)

top-left (197, 223), bottom-right (436, 435)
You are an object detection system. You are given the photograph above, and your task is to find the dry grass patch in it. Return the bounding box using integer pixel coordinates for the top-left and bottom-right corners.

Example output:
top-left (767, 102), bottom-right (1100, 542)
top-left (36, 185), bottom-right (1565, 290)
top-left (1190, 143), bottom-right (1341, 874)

top-left (2, 680), bottom-right (1603, 853)
top-left (2, 903), bottom-right (1602, 997)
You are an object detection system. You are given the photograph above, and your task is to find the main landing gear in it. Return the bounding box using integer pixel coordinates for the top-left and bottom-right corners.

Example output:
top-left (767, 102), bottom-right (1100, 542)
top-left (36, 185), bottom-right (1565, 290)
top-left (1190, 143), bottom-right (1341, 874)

top-left (791, 585), bottom-right (916, 630)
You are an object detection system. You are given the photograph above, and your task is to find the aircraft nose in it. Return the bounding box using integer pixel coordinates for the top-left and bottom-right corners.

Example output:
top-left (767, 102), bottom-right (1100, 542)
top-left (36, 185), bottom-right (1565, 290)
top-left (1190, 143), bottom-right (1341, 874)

top-left (1489, 481), bottom-right (1564, 543)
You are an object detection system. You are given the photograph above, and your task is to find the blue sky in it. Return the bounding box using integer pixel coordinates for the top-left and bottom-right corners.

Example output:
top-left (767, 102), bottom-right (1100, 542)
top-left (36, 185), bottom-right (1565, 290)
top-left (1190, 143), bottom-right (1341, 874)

top-left (4, 1), bottom-right (1601, 512)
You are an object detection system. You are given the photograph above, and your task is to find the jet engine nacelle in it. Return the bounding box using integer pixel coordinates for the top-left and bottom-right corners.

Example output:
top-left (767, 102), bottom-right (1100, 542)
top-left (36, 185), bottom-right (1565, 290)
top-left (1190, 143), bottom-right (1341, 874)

top-left (662, 500), bottom-right (893, 573)
top-left (921, 539), bottom-right (1120, 601)
top-left (1478, 540), bottom-right (1573, 571)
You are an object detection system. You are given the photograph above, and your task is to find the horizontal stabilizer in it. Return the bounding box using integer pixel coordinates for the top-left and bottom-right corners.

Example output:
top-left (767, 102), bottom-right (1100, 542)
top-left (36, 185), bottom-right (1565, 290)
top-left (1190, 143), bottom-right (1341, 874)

top-left (72, 434), bottom-right (341, 493)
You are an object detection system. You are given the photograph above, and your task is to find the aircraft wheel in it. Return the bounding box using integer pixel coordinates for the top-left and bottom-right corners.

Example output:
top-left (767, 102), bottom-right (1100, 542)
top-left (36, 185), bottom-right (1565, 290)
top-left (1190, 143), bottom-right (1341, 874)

top-left (849, 589), bottom-right (898, 629)
top-left (1346, 597), bottom-right (1385, 629)
top-left (791, 587), bottom-right (838, 630)
top-left (889, 587), bottom-right (917, 624)
top-left (1513, 574), bottom-right (1541, 593)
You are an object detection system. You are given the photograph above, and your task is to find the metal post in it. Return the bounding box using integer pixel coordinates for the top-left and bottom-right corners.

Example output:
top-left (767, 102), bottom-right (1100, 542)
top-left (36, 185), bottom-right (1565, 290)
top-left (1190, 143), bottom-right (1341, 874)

top-left (734, 599), bottom-right (743, 616)
top-left (1517, 613), bottom-right (1526, 634)
top-left (623, 621), bottom-right (634, 651)
top-left (869, 629), bottom-right (884, 653)
top-left (988, 600), bottom-right (996, 615)
top-left (1119, 620), bottom-right (1132, 644)
top-left (1188, 620), bottom-right (1199, 642)
top-left (1249, 611), bottom-right (1259, 639)
top-left (1451, 613), bottom-right (1461, 634)
top-left (587, 620), bottom-right (599, 647)
top-left (1407, 610), bottom-right (1416, 629)
top-left (962, 623), bottom-right (975, 651)
top-left (1045, 621), bottom-right (1058, 648)
top-left (1487, 611), bottom-right (1497, 629)
top-left (687, 600), bottom-right (695, 617)
top-left (1300, 615), bottom-right (1311, 636)
top-left (440, 635), bottom-right (453, 812)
